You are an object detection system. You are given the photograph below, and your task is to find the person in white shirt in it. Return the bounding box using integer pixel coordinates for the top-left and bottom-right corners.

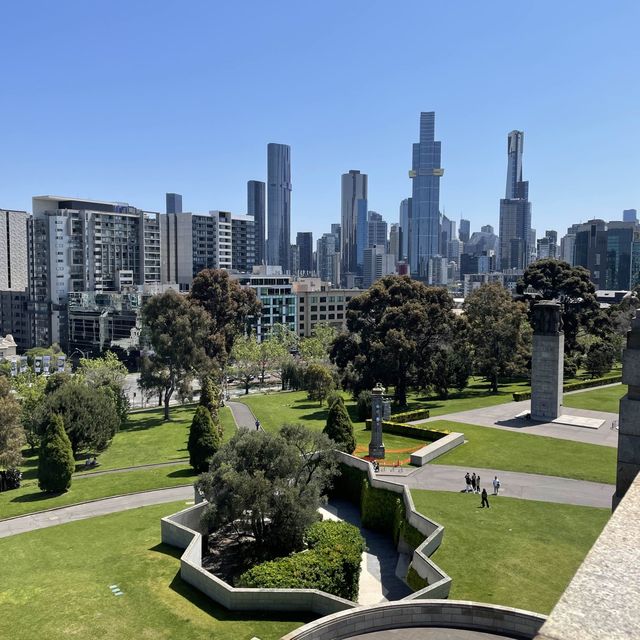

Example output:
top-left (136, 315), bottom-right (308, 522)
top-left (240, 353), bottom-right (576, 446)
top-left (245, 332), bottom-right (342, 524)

top-left (493, 475), bottom-right (501, 495)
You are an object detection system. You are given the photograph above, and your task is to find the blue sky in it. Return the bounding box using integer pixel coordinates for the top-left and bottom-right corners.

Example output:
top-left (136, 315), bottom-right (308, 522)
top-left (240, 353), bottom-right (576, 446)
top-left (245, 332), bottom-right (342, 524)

top-left (1, 1), bottom-right (638, 241)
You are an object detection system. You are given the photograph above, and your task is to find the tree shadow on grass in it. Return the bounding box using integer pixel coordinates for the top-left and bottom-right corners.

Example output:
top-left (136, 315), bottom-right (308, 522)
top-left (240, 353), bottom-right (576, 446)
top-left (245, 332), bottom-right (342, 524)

top-left (150, 543), bottom-right (315, 625)
top-left (167, 468), bottom-right (197, 479)
top-left (11, 489), bottom-right (65, 503)
top-left (299, 409), bottom-right (329, 423)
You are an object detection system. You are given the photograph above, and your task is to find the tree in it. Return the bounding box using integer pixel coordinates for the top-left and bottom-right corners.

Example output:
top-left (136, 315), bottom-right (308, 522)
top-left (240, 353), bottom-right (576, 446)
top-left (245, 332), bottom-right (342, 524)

top-left (188, 406), bottom-right (221, 473)
top-left (0, 377), bottom-right (25, 472)
top-left (585, 340), bottom-right (616, 378)
top-left (12, 372), bottom-right (47, 452)
top-left (323, 396), bottom-right (356, 453)
top-left (141, 290), bottom-right (210, 420)
top-left (199, 375), bottom-right (223, 425)
top-left (428, 318), bottom-right (472, 399)
top-left (517, 259), bottom-right (601, 354)
top-left (38, 414), bottom-right (75, 493)
top-left (196, 425), bottom-right (336, 556)
top-left (299, 323), bottom-right (337, 362)
top-left (256, 337), bottom-right (288, 384)
top-left (77, 352), bottom-right (129, 426)
top-left (230, 333), bottom-right (261, 394)
top-left (189, 269), bottom-right (261, 368)
top-left (331, 275), bottom-right (455, 406)
top-left (138, 355), bottom-right (167, 407)
top-left (305, 362), bottom-right (336, 405)
top-left (464, 283), bottom-right (532, 393)
top-left (39, 381), bottom-right (121, 456)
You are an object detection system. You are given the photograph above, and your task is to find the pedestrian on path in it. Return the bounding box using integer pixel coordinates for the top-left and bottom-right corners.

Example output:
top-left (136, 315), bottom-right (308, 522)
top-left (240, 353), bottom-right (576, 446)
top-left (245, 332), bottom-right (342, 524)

top-left (481, 488), bottom-right (490, 508)
top-left (493, 476), bottom-right (500, 495)
top-left (255, 419), bottom-right (261, 430)
top-left (465, 472), bottom-right (472, 492)
top-left (471, 472), bottom-right (477, 493)
top-left (476, 474), bottom-right (481, 493)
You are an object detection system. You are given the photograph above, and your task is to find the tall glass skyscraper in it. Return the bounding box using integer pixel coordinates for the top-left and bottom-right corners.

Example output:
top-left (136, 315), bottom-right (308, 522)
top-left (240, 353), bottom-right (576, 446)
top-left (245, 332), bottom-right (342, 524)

top-left (296, 231), bottom-right (313, 274)
top-left (165, 193), bottom-right (182, 214)
top-left (247, 180), bottom-right (266, 266)
top-left (341, 169), bottom-right (368, 277)
top-left (409, 112), bottom-right (444, 277)
top-left (399, 198), bottom-right (412, 262)
top-left (266, 143), bottom-right (291, 271)
top-left (499, 130), bottom-right (532, 271)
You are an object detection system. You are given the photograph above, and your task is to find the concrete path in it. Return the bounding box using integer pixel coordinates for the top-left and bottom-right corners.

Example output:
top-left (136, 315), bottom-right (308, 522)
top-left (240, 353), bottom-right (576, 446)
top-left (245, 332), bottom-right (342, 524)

top-left (227, 401), bottom-right (261, 431)
top-left (322, 499), bottom-right (411, 605)
top-left (416, 401), bottom-right (619, 447)
top-left (0, 486), bottom-right (193, 539)
top-left (74, 459), bottom-right (189, 479)
top-left (386, 464), bottom-right (614, 509)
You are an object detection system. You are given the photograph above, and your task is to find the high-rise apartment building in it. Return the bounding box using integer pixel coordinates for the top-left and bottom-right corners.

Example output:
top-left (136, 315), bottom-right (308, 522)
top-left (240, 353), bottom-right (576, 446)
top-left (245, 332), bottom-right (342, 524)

top-left (499, 130), bottom-right (532, 271)
top-left (363, 245), bottom-right (395, 288)
top-left (317, 233), bottom-right (340, 286)
top-left (266, 144), bottom-right (291, 271)
top-left (367, 211), bottom-right (388, 249)
top-left (30, 196), bottom-right (161, 347)
top-left (560, 224), bottom-right (581, 265)
top-left (389, 224), bottom-right (401, 262)
top-left (459, 218), bottom-right (470, 243)
top-left (231, 214), bottom-right (256, 273)
top-left (296, 232), bottom-right (314, 275)
top-left (330, 223), bottom-right (341, 250)
top-left (409, 112), bottom-right (443, 277)
top-left (399, 198), bottom-right (412, 261)
top-left (440, 214), bottom-right (456, 256)
top-left (341, 170), bottom-right (368, 278)
top-left (248, 180), bottom-right (266, 266)
top-left (165, 193), bottom-right (183, 214)
top-left (0, 209), bottom-right (29, 292)
top-left (355, 200), bottom-right (369, 270)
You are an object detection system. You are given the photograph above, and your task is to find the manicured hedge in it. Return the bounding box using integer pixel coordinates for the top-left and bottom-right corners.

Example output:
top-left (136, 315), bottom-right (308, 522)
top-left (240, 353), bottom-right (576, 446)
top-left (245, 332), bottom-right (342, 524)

top-left (406, 566), bottom-right (428, 591)
top-left (513, 374), bottom-right (623, 401)
top-left (237, 520), bottom-right (365, 601)
top-left (361, 482), bottom-right (405, 544)
top-left (365, 418), bottom-right (449, 442)
top-left (390, 408), bottom-right (430, 422)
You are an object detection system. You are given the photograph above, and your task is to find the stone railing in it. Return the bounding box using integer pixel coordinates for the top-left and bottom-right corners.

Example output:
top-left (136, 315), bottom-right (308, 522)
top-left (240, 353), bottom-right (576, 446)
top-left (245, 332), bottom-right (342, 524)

top-left (410, 432), bottom-right (465, 466)
top-left (280, 600), bottom-right (547, 640)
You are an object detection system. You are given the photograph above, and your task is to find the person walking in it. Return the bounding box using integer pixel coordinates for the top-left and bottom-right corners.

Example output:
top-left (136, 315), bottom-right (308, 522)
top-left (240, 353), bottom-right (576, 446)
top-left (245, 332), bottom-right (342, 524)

top-left (465, 472), bottom-right (471, 493)
top-left (476, 474), bottom-right (481, 494)
top-left (493, 475), bottom-right (500, 495)
top-left (471, 472), bottom-right (477, 494)
top-left (481, 488), bottom-right (490, 508)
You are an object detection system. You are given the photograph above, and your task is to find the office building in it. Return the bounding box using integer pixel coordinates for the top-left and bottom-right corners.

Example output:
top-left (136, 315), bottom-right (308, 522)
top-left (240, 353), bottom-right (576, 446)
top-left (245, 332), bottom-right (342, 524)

top-left (247, 180), bottom-right (266, 267)
top-left (296, 285), bottom-right (360, 337)
top-left (367, 211), bottom-right (388, 249)
top-left (355, 200), bottom-right (369, 270)
top-left (317, 233), bottom-right (340, 285)
top-left (537, 230), bottom-right (558, 260)
top-left (341, 169), bottom-right (368, 277)
top-left (447, 238), bottom-right (463, 264)
top-left (30, 196), bottom-right (161, 348)
top-left (389, 224), bottom-right (401, 262)
top-left (165, 193), bottom-right (183, 214)
top-left (363, 244), bottom-right (395, 288)
top-left (623, 209), bottom-right (638, 223)
top-left (428, 255), bottom-right (449, 286)
top-left (481, 224), bottom-right (494, 234)
top-left (266, 144), bottom-right (292, 271)
top-left (499, 130), bottom-right (532, 271)
top-left (409, 112), bottom-right (444, 276)
top-left (399, 198), bottom-right (412, 261)
top-left (231, 214), bottom-right (256, 273)
top-left (0, 290), bottom-right (30, 351)
top-left (440, 214), bottom-right (456, 257)
top-left (560, 224), bottom-right (580, 265)
top-left (330, 223), bottom-right (341, 250)
top-left (459, 218), bottom-right (470, 243)
top-left (296, 232), bottom-right (314, 275)
top-left (0, 209), bottom-right (29, 292)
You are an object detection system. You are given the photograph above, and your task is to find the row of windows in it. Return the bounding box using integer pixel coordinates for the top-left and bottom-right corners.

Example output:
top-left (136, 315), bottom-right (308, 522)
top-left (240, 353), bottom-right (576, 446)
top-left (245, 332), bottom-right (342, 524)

top-left (303, 313), bottom-right (344, 322)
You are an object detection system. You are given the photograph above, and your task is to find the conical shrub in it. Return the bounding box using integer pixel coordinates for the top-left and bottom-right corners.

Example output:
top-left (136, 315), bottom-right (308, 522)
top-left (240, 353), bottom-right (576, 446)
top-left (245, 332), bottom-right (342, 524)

top-left (38, 413), bottom-right (75, 493)
top-left (323, 396), bottom-right (356, 454)
top-left (188, 405), bottom-right (221, 472)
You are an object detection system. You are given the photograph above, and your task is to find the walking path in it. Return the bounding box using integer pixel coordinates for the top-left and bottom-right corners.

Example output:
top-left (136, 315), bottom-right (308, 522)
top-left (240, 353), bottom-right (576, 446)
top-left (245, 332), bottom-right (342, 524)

top-left (0, 486), bottom-right (192, 539)
top-left (227, 401), bottom-right (261, 430)
top-left (384, 464), bottom-right (614, 508)
top-left (73, 459), bottom-right (188, 479)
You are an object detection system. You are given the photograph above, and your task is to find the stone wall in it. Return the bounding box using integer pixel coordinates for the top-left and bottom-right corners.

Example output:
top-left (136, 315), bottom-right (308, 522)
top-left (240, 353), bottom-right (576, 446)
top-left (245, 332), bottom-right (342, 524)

top-left (410, 432), bottom-right (464, 466)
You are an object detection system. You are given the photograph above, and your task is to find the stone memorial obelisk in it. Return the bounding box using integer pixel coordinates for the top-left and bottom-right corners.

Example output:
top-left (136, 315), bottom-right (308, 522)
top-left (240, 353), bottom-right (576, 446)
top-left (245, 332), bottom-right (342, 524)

top-left (614, 313), bottom-right (640, 509)
top-left (368, 382), bottom-right (386, 459)
top-left (530, 300), bottom-right (564, 421)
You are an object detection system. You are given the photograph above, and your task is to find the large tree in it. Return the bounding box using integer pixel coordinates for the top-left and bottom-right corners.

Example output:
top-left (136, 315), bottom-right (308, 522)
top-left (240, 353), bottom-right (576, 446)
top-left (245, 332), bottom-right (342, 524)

top-left (189, 269), bottom-right (261, 368)
top-left (38, 414), bottom-right (75, 493)
top-left (188, 405), bottom-right (221, 472)
top-left (464, 283), bottom-right (532, 392)
top-left (196, 424), bottom-right (337, 556)
top-left (299, 323), bottom-right (337, 362)
top-left (230, 333), bottom-right (261, 394)
top-left (323, 396), bottom-right (356, 453)
top-left (0, 377), bottom-right (25, 472)
top-left (141, 290), bottom-right (210, 420)
top-left (517, 259), bottom-right (602, 354)
top-left (331, 275), bottom-right (455, 406)
top-left (11, 372), bottom-right (46, 452)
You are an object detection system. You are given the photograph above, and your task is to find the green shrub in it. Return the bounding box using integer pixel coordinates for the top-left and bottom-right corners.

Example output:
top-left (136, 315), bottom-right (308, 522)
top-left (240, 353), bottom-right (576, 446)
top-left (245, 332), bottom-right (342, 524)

top-left (512, 391), bottom-right (532, 402)
top-left (356, 390), bottom-right (372, 421)
top-left (399, 521), bottom-right (426, 550)
top-left (361, 482), bottom-right (405, 545)
top-left (323, 397), bottom-right (356, 453)
top-left (238, 520), bottom-right (365, 601)
top-left (38, 414), bottom-right (75, 493)
top-left (406, 565), bottom-right (428, 591)
top-left (390, 408), bottom-right (430, 422)
top-left (187, 405), bottom-right (221, 472)
top-left (364, 419), bottom-right (448, 442)
top-left (513, 375), bottom-right (623, 401)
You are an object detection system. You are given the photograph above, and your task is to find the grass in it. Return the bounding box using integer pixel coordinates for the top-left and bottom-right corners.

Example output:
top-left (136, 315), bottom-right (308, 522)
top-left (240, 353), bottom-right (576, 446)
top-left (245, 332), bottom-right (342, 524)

top-left (411, 489), bottom-right (609, 614)
top-left (0, 502), bottom-right (309, 640)
top-left (428, 419), bottom-right (617, 484)
top-left (563, 383), bottom-right (625, 414)
top-left (0, 464), bottom-right (196, 520)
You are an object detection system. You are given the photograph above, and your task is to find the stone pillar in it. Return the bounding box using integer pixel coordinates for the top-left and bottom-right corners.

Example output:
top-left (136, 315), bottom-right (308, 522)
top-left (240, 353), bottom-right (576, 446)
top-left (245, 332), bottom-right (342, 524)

top-left (530, 301), bottom-right (564, 422)
top-left (614, 314), bottom-right (640, 509)
top-left (369, 383), bottom-right (386, 459)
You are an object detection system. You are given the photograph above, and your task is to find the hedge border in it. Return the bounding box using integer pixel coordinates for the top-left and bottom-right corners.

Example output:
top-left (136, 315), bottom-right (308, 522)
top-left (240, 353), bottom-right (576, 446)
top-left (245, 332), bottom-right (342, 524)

top-left (512, 374), bottom-right (623, 401)
top-left (365, 418), bottom-right (449, 443)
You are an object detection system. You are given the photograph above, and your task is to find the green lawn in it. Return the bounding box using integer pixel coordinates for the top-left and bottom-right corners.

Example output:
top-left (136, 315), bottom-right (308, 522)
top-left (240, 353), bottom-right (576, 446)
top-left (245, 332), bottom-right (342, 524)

top-left (411, 490), bottom-right (609, 614)
top-left (0, 502), bottom-right (309, 640)
top-left (428, 419), bottom-right (616, 484)
top-left (563, 383), bottom-right (626, 415)
top-left (0, 463), bottom-right (196, 520)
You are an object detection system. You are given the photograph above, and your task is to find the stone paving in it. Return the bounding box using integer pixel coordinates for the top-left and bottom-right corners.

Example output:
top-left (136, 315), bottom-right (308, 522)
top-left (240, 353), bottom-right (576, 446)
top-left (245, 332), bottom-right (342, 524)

top-left (348, 628), bottom-right (519, 639)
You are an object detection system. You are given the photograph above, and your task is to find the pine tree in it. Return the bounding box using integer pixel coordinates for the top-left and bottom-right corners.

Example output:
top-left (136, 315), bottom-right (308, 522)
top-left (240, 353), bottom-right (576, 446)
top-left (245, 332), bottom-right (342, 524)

top-left (323, 396), bottom-right (356, 454)
top-left (188, 406), bottom-right (221, 472)
top-left (38, 414), bottom-right (75, 493)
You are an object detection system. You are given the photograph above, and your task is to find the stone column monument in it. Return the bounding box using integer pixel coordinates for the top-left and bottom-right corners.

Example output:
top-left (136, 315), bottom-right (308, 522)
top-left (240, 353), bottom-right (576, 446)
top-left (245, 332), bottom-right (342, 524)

top-left (368, 382), bottom-right (386, 459)
top-left (530, 300), bottom-right (564, 421)
top-left (614, 314), bottom-right (640, 509)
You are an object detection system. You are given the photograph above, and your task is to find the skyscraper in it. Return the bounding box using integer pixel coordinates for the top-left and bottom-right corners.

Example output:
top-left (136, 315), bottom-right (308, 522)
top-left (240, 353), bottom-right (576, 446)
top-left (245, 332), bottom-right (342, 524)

top-left (399, 198), bottom-right (412, 261)
top-left (623, 209), bottom-right (638, 223)
top-left (266, 144), bottom-right (291, 271)
top-left (389, 224), bottom-right (401, 262)
top-left (459, 219), bottom-right (471, 243)
top-left (248, 180), bottom-right (266, 266)
top-left (296, 232), bottom-right (314, 274)
top-left (317, 233), bottom-right (340, 285)
top-left (499, 130), bottom-right (532, 271)
top-left (341, 169), bottom-right (368, 277)
top-left (367, 211), bottom-right (388, 249)
top-left (409, 112), bottom-right (443, 277)
top-left (165, 193), bottom-right (183, 214)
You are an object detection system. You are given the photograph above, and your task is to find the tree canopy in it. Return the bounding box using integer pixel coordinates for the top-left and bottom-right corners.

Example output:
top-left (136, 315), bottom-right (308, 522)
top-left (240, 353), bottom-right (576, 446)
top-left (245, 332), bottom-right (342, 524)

top-left (0, 377), bottom-right (25, 471)
top-left (188, 405), bottom-right (221, 472)
top-left (323, 396), bottom-right (356, 453)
